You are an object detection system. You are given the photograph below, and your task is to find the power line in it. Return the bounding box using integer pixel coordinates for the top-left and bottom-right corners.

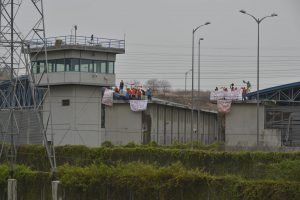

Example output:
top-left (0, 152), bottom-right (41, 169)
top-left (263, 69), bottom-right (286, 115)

top-left (123, 52), bottom-right (300, 58)
top-left (116, 75), bottom-right (300, 80)
top-left (126, 42), bottom-right (300, 51)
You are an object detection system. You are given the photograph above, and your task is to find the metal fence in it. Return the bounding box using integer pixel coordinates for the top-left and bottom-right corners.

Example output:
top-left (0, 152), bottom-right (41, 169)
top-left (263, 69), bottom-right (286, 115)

top-left (265, 106), bottom-right (300, 147)
top-left (29, 35), bottom-right (125, 49)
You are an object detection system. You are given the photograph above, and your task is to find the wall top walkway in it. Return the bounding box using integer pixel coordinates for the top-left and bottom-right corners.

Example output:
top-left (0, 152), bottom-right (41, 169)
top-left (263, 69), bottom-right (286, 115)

top-left (113, 98), bottom-right (217, 114)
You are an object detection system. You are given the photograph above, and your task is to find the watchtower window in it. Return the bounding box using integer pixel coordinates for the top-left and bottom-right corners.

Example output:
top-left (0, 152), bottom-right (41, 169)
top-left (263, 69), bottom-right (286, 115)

top-left (48, 60), bottom-right (56, 72)
top-left (89, 63), bottom-right (94, 72)
top-left (62, 99), bottom-right (70, 106)
top-left (56, 59), bottom-right (65, 72)
top-left (65, 59), bottom-right (71, 71)
top-left (80, 59), bottom-right (92, 72)
top-left (31, 59), bottom-right (115, 74)
top-left (71, 59), bottom-right (80, 71)
top-left (32, 61), bottom-right (37, 74)
top-left (37, 61), bottom-right (45, 73)
top-left (101, 62), bottom-right (107, 73)
top-left (108, 62), bottom-right (114, 74)
top-left (94, 61), bottom-right (101, 73)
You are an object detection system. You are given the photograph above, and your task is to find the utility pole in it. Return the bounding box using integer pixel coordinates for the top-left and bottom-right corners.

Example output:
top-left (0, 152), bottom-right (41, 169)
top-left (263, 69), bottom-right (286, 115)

top-left (240, 10), bottom-right (277, 146)
top-left (191, 22), bottom-right (210, 143)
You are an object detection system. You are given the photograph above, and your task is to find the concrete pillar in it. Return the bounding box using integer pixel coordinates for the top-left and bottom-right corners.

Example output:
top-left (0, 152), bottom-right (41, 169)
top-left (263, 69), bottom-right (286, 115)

top-left (7, 179), bottom-right (17, 200)
top-left (52, 180), bottom-right (62, 200)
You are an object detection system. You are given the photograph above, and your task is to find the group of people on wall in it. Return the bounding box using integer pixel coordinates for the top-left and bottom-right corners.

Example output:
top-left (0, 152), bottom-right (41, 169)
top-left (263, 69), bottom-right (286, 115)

top-left (214, 80), bottom-right (251, 101)
top-left (113, 80), bottom-right (152, 101)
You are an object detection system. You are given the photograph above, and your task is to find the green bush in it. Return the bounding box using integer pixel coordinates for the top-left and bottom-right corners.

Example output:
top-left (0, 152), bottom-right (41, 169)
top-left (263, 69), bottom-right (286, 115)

top-left (0, 162), bottom-right (297, 200)
top-left (0, 164), bottom-right (51, 200)
top-left (2, 145), bottom-right (300, 178)
top-left (0, 144), bottom-right (300, 199)
top-left (147, 141), bottom-right (159, 147)
top-left (124, 141), bottom-right (137, 148)
top-left (56, 162), bottom-right (300, 200)
top-left (260, 160), bottom-right (300, 182)
top-left (101, 141), bottom-right (114, 148)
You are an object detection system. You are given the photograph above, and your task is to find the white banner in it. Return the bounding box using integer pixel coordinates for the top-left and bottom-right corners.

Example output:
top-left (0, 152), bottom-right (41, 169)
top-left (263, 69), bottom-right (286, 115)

top-left (210, 90), bottom-right (240, 101)
top-left (130, 100), bottom-right (148, 112)
top-left (225, 90), bottom-right (240, 100)
top-left (217, 100), bottom-right (232, 114)
top-left (210, 91), bottom-right (225, 100)
top-left (102, 88), bottom-right (114, 106)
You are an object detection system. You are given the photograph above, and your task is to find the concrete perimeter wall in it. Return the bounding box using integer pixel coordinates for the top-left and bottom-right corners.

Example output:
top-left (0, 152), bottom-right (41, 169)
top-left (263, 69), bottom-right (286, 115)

top-left (225, 103), bottom-right (281, 148)
top-left (43, 86), bottom-right (218, 146)
top-left (145, 104), bottom-right (218, 145)
top-left (104, 103), bottom-right (142, 144)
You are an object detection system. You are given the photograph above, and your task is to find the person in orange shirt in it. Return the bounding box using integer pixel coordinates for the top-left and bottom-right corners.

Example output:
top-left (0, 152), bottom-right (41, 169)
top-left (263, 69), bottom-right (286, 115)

top-left (137, 88), bottom-right (142, 100)
top-left (132, 88), bottom-right (137, 99)
top-left (127, 88), bottom-right (132, 99)
top-left (114, 87), bottom-right (119, 93)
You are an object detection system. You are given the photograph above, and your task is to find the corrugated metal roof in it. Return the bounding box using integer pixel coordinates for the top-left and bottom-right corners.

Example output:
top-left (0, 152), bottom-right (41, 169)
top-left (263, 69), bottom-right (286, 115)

top-left (0, 75), bottom-right (29, 88)
top-left (246, 82), bottom-right (300, 98)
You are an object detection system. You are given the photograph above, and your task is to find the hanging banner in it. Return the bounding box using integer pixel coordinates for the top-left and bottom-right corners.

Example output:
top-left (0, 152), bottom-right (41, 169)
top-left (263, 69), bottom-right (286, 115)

top-left (225, 90), bottom-right (240, 100)
top-left (217, 100), bottom-right (232, 114)
top-left (210, 90), bottom-right (240, 101)
top-left (130, 100), bottom-right (148, 112)
top-left (102, 88), bottom-right (114, 106)
top-left (210, 91), bottom-right (225, 100)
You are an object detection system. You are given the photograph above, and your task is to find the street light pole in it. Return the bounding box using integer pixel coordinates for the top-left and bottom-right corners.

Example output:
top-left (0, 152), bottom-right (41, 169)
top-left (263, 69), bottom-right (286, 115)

top-left (185, 69), bottom-right (192, 96)
top-left (198, 38), bottom-right (203, 104)
top-left (240, 10), bottom-right (277, 146)
top-left (191, 22), bottom-right (210, 143)
top-left (197, 38), bottom-right (203, 142)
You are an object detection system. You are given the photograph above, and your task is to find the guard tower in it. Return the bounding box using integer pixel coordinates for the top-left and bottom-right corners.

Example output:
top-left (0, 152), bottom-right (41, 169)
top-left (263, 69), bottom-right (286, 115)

top-left (28, 35), bottom-right (125, 146)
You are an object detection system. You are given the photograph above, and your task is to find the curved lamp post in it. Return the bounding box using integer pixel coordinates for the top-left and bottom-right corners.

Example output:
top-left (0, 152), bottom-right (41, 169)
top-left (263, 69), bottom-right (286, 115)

top-left (198, 38), bottom-right (204, 103)
top-left (239, 10), bottom-right (277, 146)
top-left (185, 69), bottom-right (192, 96)
top-left (197, 38), bottom-right (203, 142)
top-left (191, 22), bottom-right (210, 143)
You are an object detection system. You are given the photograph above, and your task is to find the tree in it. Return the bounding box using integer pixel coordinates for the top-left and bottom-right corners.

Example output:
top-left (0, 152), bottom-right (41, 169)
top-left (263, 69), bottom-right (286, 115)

top-left (145, 79), bottom-right (160, 92)
top-left (158, 80), bottom-right (171, 96)
top-left (145, 79), bottom-right (172, 95)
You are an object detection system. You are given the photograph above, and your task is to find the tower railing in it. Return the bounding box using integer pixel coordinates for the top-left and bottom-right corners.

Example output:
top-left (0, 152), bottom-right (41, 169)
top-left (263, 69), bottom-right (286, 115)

top-left (29, 35), bottom-right (125, 49)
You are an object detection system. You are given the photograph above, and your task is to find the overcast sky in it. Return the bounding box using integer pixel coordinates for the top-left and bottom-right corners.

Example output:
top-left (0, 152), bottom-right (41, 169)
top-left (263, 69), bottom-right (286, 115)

top-left (20, 0), bottom-right (300, 91)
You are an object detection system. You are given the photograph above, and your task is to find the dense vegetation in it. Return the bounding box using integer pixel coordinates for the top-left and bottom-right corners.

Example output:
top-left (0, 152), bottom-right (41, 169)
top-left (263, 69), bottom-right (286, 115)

top-left (0, 142), bottom-right (300, 199)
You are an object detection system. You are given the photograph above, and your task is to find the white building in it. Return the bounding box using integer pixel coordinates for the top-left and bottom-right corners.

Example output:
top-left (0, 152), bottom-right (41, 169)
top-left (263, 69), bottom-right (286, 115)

top-left (214, 82), bottom-right (300, 148)
top-left (26, 35), bottom-right (218, 146)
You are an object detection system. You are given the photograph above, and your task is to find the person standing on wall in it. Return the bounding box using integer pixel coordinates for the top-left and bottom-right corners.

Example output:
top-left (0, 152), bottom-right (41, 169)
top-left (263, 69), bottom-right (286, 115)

top-left (119, 80), bottom-right (124, 94)
top-left (137, 88), bottom-right (142, 100)
top-left (242, 87), bottom-right (247, 101)
top-left (146, 88), bottom-right (152, 101)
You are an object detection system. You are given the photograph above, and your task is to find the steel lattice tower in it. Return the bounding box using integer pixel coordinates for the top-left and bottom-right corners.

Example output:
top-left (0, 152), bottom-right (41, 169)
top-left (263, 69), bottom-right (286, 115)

top-left (0, 0), bottom-right (56, 176)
